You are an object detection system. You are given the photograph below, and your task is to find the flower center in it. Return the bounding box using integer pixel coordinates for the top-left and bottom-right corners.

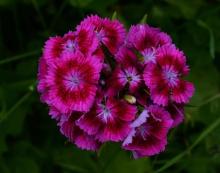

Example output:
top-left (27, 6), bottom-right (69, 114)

top-left (124, 69), bottom-right (140, 83)
top-left (64, 40), bottom-right (77, 52)
top-left (97, 104), bottom-right (112, 123)
top-left (64, 72), bottom-right (81, 90)
top-left (141, 48), bottom-right (156, 64)
top-left (163, 68), bottom-right (178, 87)
top-left (95, 30), bottom-right (105, 42)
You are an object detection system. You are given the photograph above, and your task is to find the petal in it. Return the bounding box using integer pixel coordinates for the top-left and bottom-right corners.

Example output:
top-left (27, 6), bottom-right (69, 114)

top-left (131, 109), bottom-right (149, 128)
top-left (168, 104), bottom-right (184, 128)
top-left (172, 81), bottom-right (195, 104)
top-left (96, 120), bottom-right (130, 142)
top-left (148, 105), bottom-right (173, 139)
top-left (150, 86), bottom-right (169, 106)
top-left (75, 133), bottom-right (101, 151)
top-left (76, 110), bottom-right (101, 135)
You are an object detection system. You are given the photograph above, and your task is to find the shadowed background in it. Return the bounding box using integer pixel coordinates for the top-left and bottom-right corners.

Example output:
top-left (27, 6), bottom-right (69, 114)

top-left (0, 0), bottom-right (220, 172)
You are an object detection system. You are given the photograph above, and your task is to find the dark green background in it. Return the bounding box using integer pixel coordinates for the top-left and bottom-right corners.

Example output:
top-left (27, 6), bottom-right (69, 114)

top-left (0, 0), bottom-right (220, 172)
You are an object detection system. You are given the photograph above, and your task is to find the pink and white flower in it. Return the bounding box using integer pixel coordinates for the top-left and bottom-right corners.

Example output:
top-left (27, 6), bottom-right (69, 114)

top-left (143, 44), bottom-right (194, 106)
top-left (44, 52), bottom-right (102, 113)
top-left (76, 95), bottom-right (137, 142)
top-left (122, 105), bottom-right (173, 158)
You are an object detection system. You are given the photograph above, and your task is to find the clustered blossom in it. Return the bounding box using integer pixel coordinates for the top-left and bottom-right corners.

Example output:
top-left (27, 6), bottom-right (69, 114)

top-left (37, 15), bottom-right (194, 158)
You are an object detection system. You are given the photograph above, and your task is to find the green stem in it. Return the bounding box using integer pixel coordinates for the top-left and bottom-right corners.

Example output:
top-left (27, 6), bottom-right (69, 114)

top-left (0, 50), bottom-right (41, 65)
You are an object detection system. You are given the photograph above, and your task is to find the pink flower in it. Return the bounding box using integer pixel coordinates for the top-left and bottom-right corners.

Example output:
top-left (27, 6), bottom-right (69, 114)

top-left (44, 52), bottom-right (102, 114)
top-left (77, 15), bottom-right (126, 54)
top-left (43, 29), bottom-right (99, 64)
top-left (143, 44), bottom-right (194, 106)
top-left (76, 95), bottom-right (137, 142)
top-left (37, 16), bottom-right (195, 157)
top-left (108, 65), bottom-right (141, 96)
top-left (59, 112), bottom-right (101, 151)
top-left (127, 24), bottom-right (172, 51)
top-left (122, 105), bottom-right (173, 158)
top-left (115, 45), bottom-right (138, 67)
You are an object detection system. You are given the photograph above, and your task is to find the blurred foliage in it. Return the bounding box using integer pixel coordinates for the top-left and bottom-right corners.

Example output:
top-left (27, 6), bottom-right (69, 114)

top-left (0, 0), bottom-right (220, 173)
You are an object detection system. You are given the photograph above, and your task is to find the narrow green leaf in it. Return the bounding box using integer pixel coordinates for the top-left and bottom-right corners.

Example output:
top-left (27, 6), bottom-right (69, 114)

top-left (155, 116), bottom-right (220, 173)
top-left (154, 151), bottom-right (186, 173)
top-left (56, 162), bottom-right (88, 173)
top-left (140, 14), bottom-right (148, 24)
top-left (189, 117), bottom-right (220, 149)
top-left (31, 0), bottom-right (47, 29)
top-left (199, 93), bottom-right (220, 107)
top-left (111, 11), bottom-right (117, 20)
top-left (0, 50), bottom-right (41, 65)
top-left (197, 20), bottom-right (215, 59)
top-left (50, 0), bottom-right (68, 30)
top-left (0, 90), bottom-right (33, 123)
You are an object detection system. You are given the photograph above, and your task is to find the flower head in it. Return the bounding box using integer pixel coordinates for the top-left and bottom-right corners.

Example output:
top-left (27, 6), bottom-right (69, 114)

top-left (59, 112), bottom-right (101, 151)
top-left (143, 44), bottom-right (194, 106)
top-left (38, 15), bottom-right (195, 157)
top-left (122, 105), bottom-right (173, 158)
top-left (76, 95), bottom-right (137, 142)
top-left (43, 29), bottom-right (99, 65)
top-left (108, 65), bottom-right (141, 96)
top-left (127, 24), bottom-right (172, 51)
top-left (77, 15), bottom-right (126, 54)
top-left (45, 52), bottom-right (102, 113)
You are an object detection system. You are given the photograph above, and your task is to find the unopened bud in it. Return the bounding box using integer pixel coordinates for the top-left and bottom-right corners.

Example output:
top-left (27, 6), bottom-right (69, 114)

top-left (124, 95), bottom-right (136, 104)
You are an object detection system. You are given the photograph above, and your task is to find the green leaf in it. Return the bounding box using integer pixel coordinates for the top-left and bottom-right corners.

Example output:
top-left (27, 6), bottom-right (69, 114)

top-left (0, 50), bottom-right (41, 66)
top-left (197, 20), bottom-right (215, 59)
top-left (57, 162), bottom-right (88, 173)
top-left (69, 0), bottom-right (93, 7)
top-left (140, 14), bottom-right (148, 24)
top-left (10, 157), bottom-right (40, 173)
top-left (155, 116), bottom-right (220, 173)
top-left (0, 91), bottom-right (33, 123)
top-left (111, 11), bottom-right (117, 20)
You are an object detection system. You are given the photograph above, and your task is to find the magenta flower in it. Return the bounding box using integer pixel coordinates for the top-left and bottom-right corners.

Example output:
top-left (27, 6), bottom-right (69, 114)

top-left (127, 24), bottom-right (172, 65)
top-left (38, 15), bottom-right (195, 158)
top-left (76, 95), bottom-right (137, 142)
top-left (77, 15), bottom-right (126, 54)
top-left (122, 105), bottom-right (173, 158)
top-left (44, 52), bottom-right (102, 113)
top-left (108, 65), bottom-right (141, 96)
top-left (59, 112), bottom-right (101, 151)
top-left (143, 44), bottom-right (194, 106)
top-left (115, 45), bottom-right (139, 67)
top-left (127, 24), bottom-right (172, 51)
top-left (43, 28), bottom-right (98, 65)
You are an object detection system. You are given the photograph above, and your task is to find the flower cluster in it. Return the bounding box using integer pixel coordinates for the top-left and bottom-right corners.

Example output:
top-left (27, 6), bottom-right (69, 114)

top-left (37, 15), bottom-right (194, 158)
